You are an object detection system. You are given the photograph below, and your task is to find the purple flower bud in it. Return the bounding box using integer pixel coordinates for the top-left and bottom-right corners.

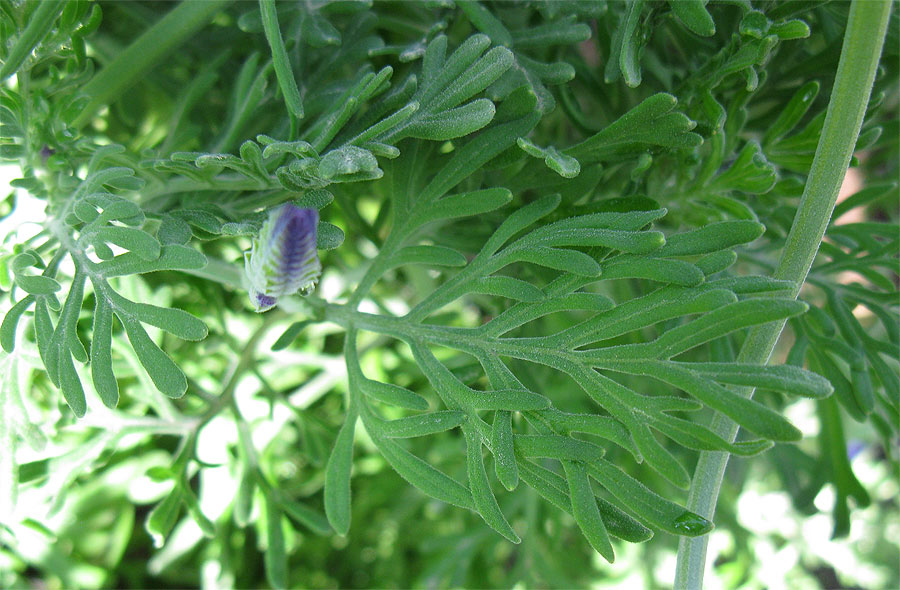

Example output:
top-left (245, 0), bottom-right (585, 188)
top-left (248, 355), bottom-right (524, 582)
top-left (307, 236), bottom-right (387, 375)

top-left (244, 204), bottom-right (321, 312)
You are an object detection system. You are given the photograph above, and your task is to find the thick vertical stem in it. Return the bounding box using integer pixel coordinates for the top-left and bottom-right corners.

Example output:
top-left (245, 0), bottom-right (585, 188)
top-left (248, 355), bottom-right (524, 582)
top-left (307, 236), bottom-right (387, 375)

top-left (674, 2), bottom-right (892, 588)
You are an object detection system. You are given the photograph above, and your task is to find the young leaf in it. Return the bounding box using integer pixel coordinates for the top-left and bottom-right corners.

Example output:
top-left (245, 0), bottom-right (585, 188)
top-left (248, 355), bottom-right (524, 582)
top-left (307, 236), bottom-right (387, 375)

top-left (369, 434), bottom-right (474, 510)
top-left (465, 428), bottom-right (520, 543)
top-left (263, 495), bottom-right (288, 590)
top-left (146, 486), bottom-right (184, 548)
top-left (379, 411), bottom-right (466, 438)
top-left (360, 380), bottom-right (429, 410)
top-left (492, 410), bottom-right (518, 491)
top-left (118, 315), bottom-right (188, 398)
top-left (324, 412), bottom-right (356, 535)
top-left (1, 295), bottom-right (34, 352)
top-left (259, 0), bottom-right (303, 121)
top-left (564, 461), bottom-right (614, 561)
top-left (277, 495), bottom-right (331, 536)
top-left (387, 246), bottom-right (467, 269)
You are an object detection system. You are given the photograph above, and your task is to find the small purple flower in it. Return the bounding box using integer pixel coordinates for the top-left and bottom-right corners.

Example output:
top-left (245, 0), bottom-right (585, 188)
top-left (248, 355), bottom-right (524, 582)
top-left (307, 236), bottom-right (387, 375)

top-left (244, 204), bottom-right (321, 312)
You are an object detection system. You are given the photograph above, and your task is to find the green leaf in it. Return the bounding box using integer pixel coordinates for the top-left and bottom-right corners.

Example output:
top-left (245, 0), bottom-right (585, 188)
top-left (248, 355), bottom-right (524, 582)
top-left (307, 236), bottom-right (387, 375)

top-left (605, 0), bottom-right (645, 87)
top-left (645, 299), bottom-right (809, 358)
top-left (706, 276), bottom-right (795, 295)
top-left (118, 315), bottom-right (188, 398)
top-left (317, 221), bottom-right (345, 250)
top-left (587, 460), bottom-right (712, 537)
top-left (462, 388), bottom-right (551, 411)
top-left (609, 360), bottom-right (803, 441)
top-left (695, 251), bottom-right (737, 275)
top-left (1, 295), bottom-right (34, 352)
top-left (351, 102), bottom-right (419, 146)
top-left (545, 410), bottom-right (642, 459)
top-left (85, 193), bottom-right (143, 224)
top-left (57, 345), bottom-right (86, 418)
top-left (432, 43), bottom-right (513, 113)
top-left (301, 11), bottom-right (341, 47)
top-left (484, 292), bottom-right (616, 337)
top-left (294, 189), bottom-right (334, 210)
top-left (90, 291), bottom-right (117, 408)
top-left (492, 410), bottom-right (518, 491)
top-left (238, 140), bottom-right (268, 178)
top-left (669, 0), bottom-right (716, 36)
top-left (763, 81), bottom-right (820, 146)
top-left (111, 296), bottom-right (208, 341)
top-left (648, 413), bottom-right (773, 456)
top-left (96, 244), bottom-right (207, 277)
top-left (526, 227), bottom-right (666, 254)
top-left (263, 495), bottom-right (288, 590)
top-left (415, 102), bottom-right (541, 204)
top-left (769, 19), bottom-right (811, 40)
top-left (458, 0), bottom-right (512, 47)
top-left (600, 257), bottom-right (704, 286)
top-left (95, 227), bottom-right (161, 261)
top-left (472, 276), bottom-right (545, 302)
top-left (146, 486), bottom-right (184, 548)
top-left (12, 255), bottom-right (61, 294)
top-left (514, 434), bottom-right (606, 465)
top-left (324, 413), bottom-right (356, 535)
top-left (707, 142), bottom-right (777, 194)
top-left (517, 137), bottom-right (581, 178)
top-left (482, 194), bottom-right (560, 255)
top-left (656, 221), bottom-right (766, 256)
top-left (517, 458), bottom-right (653, 542)
top-left (387, 245), bottom-right (467, 269)
top-left (157, 215), bottom-right (193, 245)
top-left (170, 209), bottom-right (223, 234)
top-left (568, 94), bottom-right (701, 162)
top-left (183, 486), bottom-right (216, 537)
top-left (318, 146), bottom-right (379, 180)
top-left (259, 0), bottom-right (303, 120)
top-left (57, 272), bottom-right (87, 363)
top-left (233, 469), bottom-right (255, 528)
top-left (832, 182), bottom-right (898, 220)
top-left (370, 434), bottom-right (474, 510)
top-left (271, 321), bottom-right (312, 351)
top-left (465, 428), bottom-right (520, 543)
top-left (0, 0), bottom-right (66, 80)
top-left (417, 188), bottom-right (512, 224)
top-left (504, 247), bottom-right (600, 277)
top-left (277, 495), bottom-right (331, 535)
top-left (33, 298), bottom-right (55, 382)
top-left (564, 461), bottom-right (614, 561)
top-left (379, 411), bottom-right (466, 438)
top-left (359, 380), bottom-right (429, 410)
top-left (406, 98), bottom-right (496, 141)
top-left (596, 496), bottom-right (654, 543)
top-left (684, 362), bottom-right (833, 398)
top-left (510, 16), bottom-right (591, 48)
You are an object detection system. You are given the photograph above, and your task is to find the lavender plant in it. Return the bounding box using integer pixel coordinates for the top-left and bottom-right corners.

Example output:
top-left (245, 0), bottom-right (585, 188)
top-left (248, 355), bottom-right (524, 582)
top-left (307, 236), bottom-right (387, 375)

top-left (0, 1), bottom-right (896, 588)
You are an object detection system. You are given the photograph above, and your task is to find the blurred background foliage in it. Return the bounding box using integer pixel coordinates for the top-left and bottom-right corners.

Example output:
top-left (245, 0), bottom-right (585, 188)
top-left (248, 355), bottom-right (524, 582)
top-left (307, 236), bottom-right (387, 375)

top-left (0, 0), bottom-right (897, 589)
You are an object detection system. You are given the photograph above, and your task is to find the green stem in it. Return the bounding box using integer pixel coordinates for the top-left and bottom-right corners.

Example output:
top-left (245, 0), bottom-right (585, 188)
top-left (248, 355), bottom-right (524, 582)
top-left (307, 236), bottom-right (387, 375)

top-left (674, 2), bottom-right (892, 588)
top-left (73, 0), bottom-right (233, 128)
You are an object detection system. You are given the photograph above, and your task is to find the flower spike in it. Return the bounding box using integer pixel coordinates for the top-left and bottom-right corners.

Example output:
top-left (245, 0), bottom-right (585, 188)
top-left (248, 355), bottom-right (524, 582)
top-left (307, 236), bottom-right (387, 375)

top-left (244, 204), bottom-right (321, 312)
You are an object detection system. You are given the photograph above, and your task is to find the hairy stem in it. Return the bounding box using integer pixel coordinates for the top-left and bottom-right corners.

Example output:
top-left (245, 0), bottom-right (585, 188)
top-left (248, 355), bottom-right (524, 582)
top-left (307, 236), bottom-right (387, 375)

top-left (674, 2), bottom-right (893, 588)
top-left (73, 0), bottom-right (233, 128)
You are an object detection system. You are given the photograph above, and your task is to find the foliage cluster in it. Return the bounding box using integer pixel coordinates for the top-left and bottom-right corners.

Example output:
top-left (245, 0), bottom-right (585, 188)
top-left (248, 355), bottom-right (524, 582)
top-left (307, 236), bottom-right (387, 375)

top-left (0, 1), bottom-right (897, 588)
